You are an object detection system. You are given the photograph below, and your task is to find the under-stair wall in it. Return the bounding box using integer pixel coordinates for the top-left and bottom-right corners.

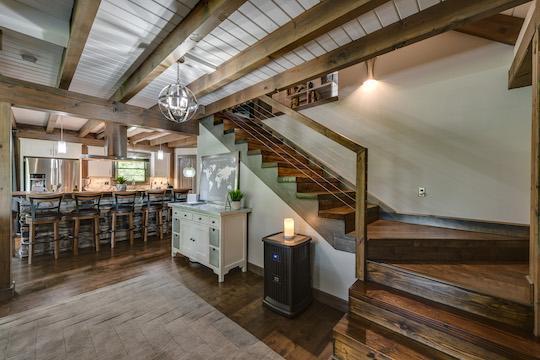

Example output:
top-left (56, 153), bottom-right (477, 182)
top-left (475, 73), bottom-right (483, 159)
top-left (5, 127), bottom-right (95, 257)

top-left (197, 121), bottom-right (356, 300)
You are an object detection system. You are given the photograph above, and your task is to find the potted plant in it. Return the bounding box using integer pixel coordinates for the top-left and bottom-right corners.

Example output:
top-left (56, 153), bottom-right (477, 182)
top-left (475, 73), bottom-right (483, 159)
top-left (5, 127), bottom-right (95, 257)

top-left (228, 189), bottom-right (244, 210)
top-left (115, 176), bottom-right (128, 191)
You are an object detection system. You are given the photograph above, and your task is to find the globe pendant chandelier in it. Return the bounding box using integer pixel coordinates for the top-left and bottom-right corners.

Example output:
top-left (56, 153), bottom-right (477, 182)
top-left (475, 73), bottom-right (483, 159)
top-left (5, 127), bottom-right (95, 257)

top-left (158, 58), bottom-right (198, 123)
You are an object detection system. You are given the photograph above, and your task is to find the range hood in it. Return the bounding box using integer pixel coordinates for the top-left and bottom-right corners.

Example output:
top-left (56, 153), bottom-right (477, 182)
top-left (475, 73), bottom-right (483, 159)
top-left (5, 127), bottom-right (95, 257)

top-left (81, 123), bottom-right (150, 160)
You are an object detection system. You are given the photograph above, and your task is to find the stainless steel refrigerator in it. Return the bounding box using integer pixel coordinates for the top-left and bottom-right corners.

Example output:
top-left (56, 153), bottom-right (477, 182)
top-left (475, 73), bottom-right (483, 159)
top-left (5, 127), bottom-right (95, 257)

top-left (24, 157), bottom-right (80, 192)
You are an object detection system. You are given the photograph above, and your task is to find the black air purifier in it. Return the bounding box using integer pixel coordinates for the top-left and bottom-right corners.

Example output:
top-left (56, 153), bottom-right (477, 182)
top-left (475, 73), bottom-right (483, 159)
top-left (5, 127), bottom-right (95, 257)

top-left (262, 232), bottom-right (312, 317)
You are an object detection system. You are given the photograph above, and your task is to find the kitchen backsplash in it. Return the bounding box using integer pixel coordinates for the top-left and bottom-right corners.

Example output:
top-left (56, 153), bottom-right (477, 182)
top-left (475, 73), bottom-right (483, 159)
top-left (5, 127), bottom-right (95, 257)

top-left (84, 176), bottom-right (170, 191)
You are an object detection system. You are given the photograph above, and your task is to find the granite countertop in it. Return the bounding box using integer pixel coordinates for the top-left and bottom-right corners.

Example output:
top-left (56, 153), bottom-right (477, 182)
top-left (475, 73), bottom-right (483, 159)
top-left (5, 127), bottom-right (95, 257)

top-left (12, 188), bottom-right (191, 198)
top-left (169, 202), bottom-right (252, 216)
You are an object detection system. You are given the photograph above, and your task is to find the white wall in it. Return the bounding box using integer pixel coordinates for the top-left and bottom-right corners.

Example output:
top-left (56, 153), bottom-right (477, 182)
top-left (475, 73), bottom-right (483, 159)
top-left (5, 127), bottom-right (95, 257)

top-left (197, 125), bottom-right (356, 300)
top-left (264, 32), bottom-right (531, 225)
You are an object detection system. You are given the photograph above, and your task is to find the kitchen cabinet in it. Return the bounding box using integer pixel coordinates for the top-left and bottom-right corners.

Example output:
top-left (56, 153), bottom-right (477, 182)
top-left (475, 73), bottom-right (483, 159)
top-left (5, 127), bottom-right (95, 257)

top-left (20, 138), bottom-right (81, 159)
top-left (86, 146), bottom-right (112, 177)
top-left (170, 203), bottom-right (250, 282)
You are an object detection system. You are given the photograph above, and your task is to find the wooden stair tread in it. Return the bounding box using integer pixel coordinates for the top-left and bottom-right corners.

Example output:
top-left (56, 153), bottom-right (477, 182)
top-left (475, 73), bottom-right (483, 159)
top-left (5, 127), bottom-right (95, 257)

top-left (386, 262), bottom-right (531, 306)
top-left (319, 206), bottom-right (355, 216)
top-left (350, 281), bottom-right (540, 360)
top-left (367, 220), bottom-right (527, 241)
top-left (333, 315), bottom-right (435, 360)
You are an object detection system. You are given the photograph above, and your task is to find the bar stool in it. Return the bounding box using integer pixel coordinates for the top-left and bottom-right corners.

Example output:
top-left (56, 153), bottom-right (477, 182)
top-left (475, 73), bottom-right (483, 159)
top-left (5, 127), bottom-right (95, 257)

top-left (173, 188), bottom-right (191, 202)
top-left (141, 189), bottom-right (166, 242)
top-left (26, 194), bottom-right (63, 265)
top-left (70, 192), bottom-right (102, 255)
top-left (110, 191), bottom-right (136, 248)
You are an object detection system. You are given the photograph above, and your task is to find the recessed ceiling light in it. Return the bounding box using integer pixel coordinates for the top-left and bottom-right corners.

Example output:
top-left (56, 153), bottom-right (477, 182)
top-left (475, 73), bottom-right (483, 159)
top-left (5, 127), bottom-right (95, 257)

top-left (21, 54), bottom-right (37, 63)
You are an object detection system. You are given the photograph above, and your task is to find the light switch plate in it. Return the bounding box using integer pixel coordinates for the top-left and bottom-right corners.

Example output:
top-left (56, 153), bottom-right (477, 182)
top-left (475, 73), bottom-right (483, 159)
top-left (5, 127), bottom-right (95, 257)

top-left (418, 187), bottom-right (426, 197)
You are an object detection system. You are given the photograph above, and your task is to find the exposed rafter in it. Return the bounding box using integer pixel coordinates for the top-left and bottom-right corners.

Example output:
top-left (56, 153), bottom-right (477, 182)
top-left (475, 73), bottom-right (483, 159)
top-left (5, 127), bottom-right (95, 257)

top-left (202, 0), bottom-right (528, 116)
top-left (18, 124), bottom-right (104, 146)
top-left (57, 0), bottom-right (101, 89)
top-left (129, 130), bottom-right (162, 144)
top-left (167, 136), bottom-right (197, 148)
top-left (0, 75), bottom-right (198, 135)
top-left (456, 14), bottom-right (523, 45)
top-left (110, 0), bottom-right (248, 103)
top-left (46, 114), bottom-right (61, 133)
top-left (149, 133), bottom-right (189, 146)
top-left (509, 2), bottom-right (540, 89)
top-left (78, 119), bottom-right (104, 137)
top-left (187, 0), bottom-right (387, 98)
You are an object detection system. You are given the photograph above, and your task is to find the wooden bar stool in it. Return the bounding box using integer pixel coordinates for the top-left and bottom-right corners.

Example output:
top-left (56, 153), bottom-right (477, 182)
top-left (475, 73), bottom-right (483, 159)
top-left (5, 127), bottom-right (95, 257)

top-left (110, 191), bottom-right (136, 248)
top-left (142, 189), bottom-right (166, 242)
top-left (26, 194), bottom-right (63, 265)
top-left (70, 192), bottom-right (102, 255)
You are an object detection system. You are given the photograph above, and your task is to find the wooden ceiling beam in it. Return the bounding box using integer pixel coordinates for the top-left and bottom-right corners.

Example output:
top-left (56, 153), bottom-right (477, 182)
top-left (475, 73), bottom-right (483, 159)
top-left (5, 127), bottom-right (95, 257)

top-left (57, 0), bottom-right (101, 89)
top-left (78, 119), bottom-right (104, 137)
top-left (202, 0), bottom-right (528, 116)
top-left (509, 2), bottom-right (540, 89)
top-left (167, 136), bottom-right (197, 148)
top-left (46, 114), bottom-right (61, 133)
top-left (129, 130), bottom-right (162, 144)
top-left (0, 75), bottom-right (198, 135)
top-left (150, 133), bottom-right (188, 146)
top-left (187, 0), bottom-right (387, 98)
top-left (130, 142), bottom-right (173, 153)
top-left (110, 0), bottom-right (247, 103)
top-left (17, 124), bottom-right (104, 146)
top-left (456, 14), bottom-right (524, 45)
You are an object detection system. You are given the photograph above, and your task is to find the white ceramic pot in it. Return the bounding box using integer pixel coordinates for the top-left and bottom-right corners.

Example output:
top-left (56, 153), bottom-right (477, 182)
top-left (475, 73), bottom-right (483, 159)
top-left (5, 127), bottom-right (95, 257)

top-left (116, 184), bottom-right (127, 191)
top-left (231, 201), bottom-right (241, 210)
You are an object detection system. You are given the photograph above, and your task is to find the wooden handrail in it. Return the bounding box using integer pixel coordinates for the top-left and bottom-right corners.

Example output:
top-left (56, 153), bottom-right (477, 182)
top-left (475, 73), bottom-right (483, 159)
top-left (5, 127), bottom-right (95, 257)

top-left (258, 95), bottom-right (368, 280)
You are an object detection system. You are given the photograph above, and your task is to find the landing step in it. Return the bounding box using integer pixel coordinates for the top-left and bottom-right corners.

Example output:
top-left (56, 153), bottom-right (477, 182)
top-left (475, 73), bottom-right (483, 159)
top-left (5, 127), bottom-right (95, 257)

top-left (366, 261), bottom-right (533, 331)
top-left (349, 281), bottom-right (540, 360)
top-left (333, 314), bottom-right (436, 360)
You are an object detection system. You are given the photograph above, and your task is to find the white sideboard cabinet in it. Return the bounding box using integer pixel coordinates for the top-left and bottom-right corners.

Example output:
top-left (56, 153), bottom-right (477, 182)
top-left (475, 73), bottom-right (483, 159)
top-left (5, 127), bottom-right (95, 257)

top-left (170, 203), bottom-right (251, 282)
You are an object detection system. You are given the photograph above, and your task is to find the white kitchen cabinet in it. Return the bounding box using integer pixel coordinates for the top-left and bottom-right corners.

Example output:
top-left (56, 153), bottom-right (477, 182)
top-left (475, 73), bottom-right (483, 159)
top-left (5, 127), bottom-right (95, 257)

top-left (20, 138), bottom-right (81, 159)
top-left (86, 146), bottom-right (112, 177)
top-left (170, 203), bottom-right (251, 282)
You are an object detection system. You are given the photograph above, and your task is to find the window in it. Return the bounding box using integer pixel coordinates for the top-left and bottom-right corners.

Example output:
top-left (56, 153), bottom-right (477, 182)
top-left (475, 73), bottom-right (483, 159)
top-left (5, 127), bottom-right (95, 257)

top-left (114, 160), bottom-right (149, 184)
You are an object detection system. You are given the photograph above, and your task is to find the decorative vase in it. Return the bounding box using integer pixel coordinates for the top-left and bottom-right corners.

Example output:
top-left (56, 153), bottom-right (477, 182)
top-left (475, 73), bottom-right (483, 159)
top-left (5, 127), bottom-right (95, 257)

top-left (116, 184), bottom-right (127, 191)
top-left (231, 201), bottom-right (241, 210)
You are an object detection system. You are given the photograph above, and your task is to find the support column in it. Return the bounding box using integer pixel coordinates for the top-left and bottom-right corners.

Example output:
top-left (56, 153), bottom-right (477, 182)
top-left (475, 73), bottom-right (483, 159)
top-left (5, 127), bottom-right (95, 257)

top-left (0, 102), bottom-right (14, 300)
top-left (531, 27), bottom-right (540, 337)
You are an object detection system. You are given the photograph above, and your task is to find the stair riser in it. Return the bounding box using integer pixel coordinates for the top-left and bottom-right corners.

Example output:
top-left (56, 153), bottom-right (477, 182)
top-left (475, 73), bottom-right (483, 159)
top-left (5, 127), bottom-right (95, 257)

top-left (319, 197), bottom-right (356, 210)
top-left (297, 182), bottom-right (348, 193)
top-left (368, 240), bottom-right (528, 262)
top-left (366, 262), bottom-right (533, 331)
top-left (278, 167), bottom-right (323, 177)
top-left (349, 300), bottom-right (508, 360)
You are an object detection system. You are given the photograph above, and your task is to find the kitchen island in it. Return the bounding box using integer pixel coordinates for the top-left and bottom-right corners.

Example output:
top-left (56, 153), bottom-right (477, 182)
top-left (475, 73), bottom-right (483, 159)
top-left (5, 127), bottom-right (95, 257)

top-left (12, 189), bottom-right (190, 259)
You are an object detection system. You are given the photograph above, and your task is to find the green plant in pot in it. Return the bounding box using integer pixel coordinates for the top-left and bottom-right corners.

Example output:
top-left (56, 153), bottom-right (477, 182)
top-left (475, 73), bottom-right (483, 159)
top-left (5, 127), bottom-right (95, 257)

top-left (228, 189), bottom-right (244, 210)
top-left (115, 176), bottom-right (128, 191)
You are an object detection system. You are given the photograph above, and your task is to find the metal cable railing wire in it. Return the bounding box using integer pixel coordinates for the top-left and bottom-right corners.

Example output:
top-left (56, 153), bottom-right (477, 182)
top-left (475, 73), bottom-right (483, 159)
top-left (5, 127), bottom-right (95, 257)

top-left (222, 104), bottom-right (355, 210)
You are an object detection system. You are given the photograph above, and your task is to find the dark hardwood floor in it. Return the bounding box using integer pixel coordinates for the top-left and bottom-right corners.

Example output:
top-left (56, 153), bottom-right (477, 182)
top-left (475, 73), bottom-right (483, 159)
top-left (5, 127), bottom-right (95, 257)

top-left (1, 238), bottom-right (343, 360)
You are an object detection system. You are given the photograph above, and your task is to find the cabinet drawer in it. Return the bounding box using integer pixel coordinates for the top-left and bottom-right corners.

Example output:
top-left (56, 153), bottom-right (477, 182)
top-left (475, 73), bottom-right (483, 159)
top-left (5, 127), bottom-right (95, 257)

top-left (209, 228), bottom-right (220, 247)
top-left (209, 247), bottom-right (219, 267)
top-left (179, 211), bottom-right (192, 221)
top-left (172, 233), bottom-right (180, 249)
top-left (193, 214), bottom-right (209, 223)
top-left (172, 218), bottom-right (180, 233)
top-left (207, 217), bottom-right (220, 227)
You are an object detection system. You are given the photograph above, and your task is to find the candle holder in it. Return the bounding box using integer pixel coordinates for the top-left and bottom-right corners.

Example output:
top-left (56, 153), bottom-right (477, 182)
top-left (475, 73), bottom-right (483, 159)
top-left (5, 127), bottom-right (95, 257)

top-left (283, 218), bottom-right (295, 239)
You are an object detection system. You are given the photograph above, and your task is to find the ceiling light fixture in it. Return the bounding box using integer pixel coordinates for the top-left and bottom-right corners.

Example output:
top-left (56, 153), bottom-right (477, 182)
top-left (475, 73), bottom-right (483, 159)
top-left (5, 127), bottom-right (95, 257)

top-left (157, 143), bottom-right (164, 160)
top-left (158, 58), bottom-right (198, 123)
top-left (57, 117), bottom-right (67, 154)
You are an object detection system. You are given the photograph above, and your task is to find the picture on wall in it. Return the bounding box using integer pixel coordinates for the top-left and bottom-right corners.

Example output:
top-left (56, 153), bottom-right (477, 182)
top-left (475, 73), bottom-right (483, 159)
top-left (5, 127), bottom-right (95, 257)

top-left (199, 151), bottom-right (239, 204)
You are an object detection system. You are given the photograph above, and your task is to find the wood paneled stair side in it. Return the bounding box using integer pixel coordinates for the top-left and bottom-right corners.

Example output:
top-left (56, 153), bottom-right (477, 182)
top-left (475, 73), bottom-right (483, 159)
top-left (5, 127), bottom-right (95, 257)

top-left (343, 281), bottom-right (540, 360)
top-left (206, 114), bottom-right (380, 253)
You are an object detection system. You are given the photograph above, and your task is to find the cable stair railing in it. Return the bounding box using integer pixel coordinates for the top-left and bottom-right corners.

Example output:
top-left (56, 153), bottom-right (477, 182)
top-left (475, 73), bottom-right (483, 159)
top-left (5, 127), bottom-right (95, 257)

top-left (219, 95), bottom-right (368, 280)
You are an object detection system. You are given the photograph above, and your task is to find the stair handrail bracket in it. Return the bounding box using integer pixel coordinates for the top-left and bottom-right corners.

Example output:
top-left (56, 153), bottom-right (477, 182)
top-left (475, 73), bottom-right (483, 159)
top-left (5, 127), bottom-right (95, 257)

top-left (258, 95), bottom-right (368, 280)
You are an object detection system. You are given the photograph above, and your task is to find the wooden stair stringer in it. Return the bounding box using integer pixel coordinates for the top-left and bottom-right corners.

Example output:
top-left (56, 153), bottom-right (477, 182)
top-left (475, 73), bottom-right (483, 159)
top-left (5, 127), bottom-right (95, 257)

top-left (201, 116), bottom-right (355, 253)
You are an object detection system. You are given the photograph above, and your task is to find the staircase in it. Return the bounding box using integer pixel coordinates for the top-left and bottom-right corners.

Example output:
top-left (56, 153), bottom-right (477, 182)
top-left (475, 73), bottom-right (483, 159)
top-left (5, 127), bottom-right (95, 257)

top-left (201, 111), bottom-right (379, 252)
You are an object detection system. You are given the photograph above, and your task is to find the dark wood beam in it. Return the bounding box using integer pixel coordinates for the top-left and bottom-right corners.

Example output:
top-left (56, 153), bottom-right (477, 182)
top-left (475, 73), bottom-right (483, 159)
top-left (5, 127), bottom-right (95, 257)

top-left (150, 133), bottom-right (189, 146)
top-left (46, 114), bottom-right (60, 133)
top-left (202, 0), bottom-right (529, 116)
top-left (57, 0), bottom-right (101, 89)
top-left (110, 0), bottom-right (247, 102)
top-left (0, 102), bottom-right (13, 298)
top-left (187, 0), bottom-right (386, 98)
top-left (129, 142), bottom-right (172, 153)
top-left (456, 14), bottom-right (523, 45)
top-left (0, 75), bottom-right (198, 135)
top-left (509, 3), bottom-right (539, 89)
top-left (78, 119), bottom-right (104, 137)
top-left (167, 136), bottom-right (197, 148)
top-left (129, 130), bottom-right (162, 144)
top-left (17, 124), bottom-right (104, 146)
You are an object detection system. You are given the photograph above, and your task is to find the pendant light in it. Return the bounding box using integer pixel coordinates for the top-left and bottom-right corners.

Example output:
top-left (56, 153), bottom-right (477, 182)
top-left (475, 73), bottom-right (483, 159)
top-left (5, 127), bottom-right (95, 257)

top-left (362, 57), bottom-right (377, 90)
top-left (158, 58), bottom-right (198, 123)
top-left (182, 166), bottom-right (196, 178)
top-left (57, 117), bottom-right (67, 154)
top-left (157, 143), bottom-right (164, 160)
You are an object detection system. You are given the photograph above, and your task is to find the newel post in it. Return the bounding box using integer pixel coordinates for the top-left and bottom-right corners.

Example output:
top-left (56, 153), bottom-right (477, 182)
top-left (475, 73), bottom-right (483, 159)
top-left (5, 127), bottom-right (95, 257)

top-left (355, 148), bottom-right (368, 280)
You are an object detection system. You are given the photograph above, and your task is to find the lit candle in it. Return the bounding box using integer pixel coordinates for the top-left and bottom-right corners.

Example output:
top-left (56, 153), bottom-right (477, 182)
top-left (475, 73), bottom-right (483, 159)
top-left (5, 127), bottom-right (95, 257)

top-left (283, 218), bottom-right (295, 239)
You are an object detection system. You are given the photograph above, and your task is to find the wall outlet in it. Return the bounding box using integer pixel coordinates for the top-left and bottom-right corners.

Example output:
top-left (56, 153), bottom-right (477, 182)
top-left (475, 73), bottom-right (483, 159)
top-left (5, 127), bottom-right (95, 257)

top-left (418, 187), bottom-right (426, 197)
